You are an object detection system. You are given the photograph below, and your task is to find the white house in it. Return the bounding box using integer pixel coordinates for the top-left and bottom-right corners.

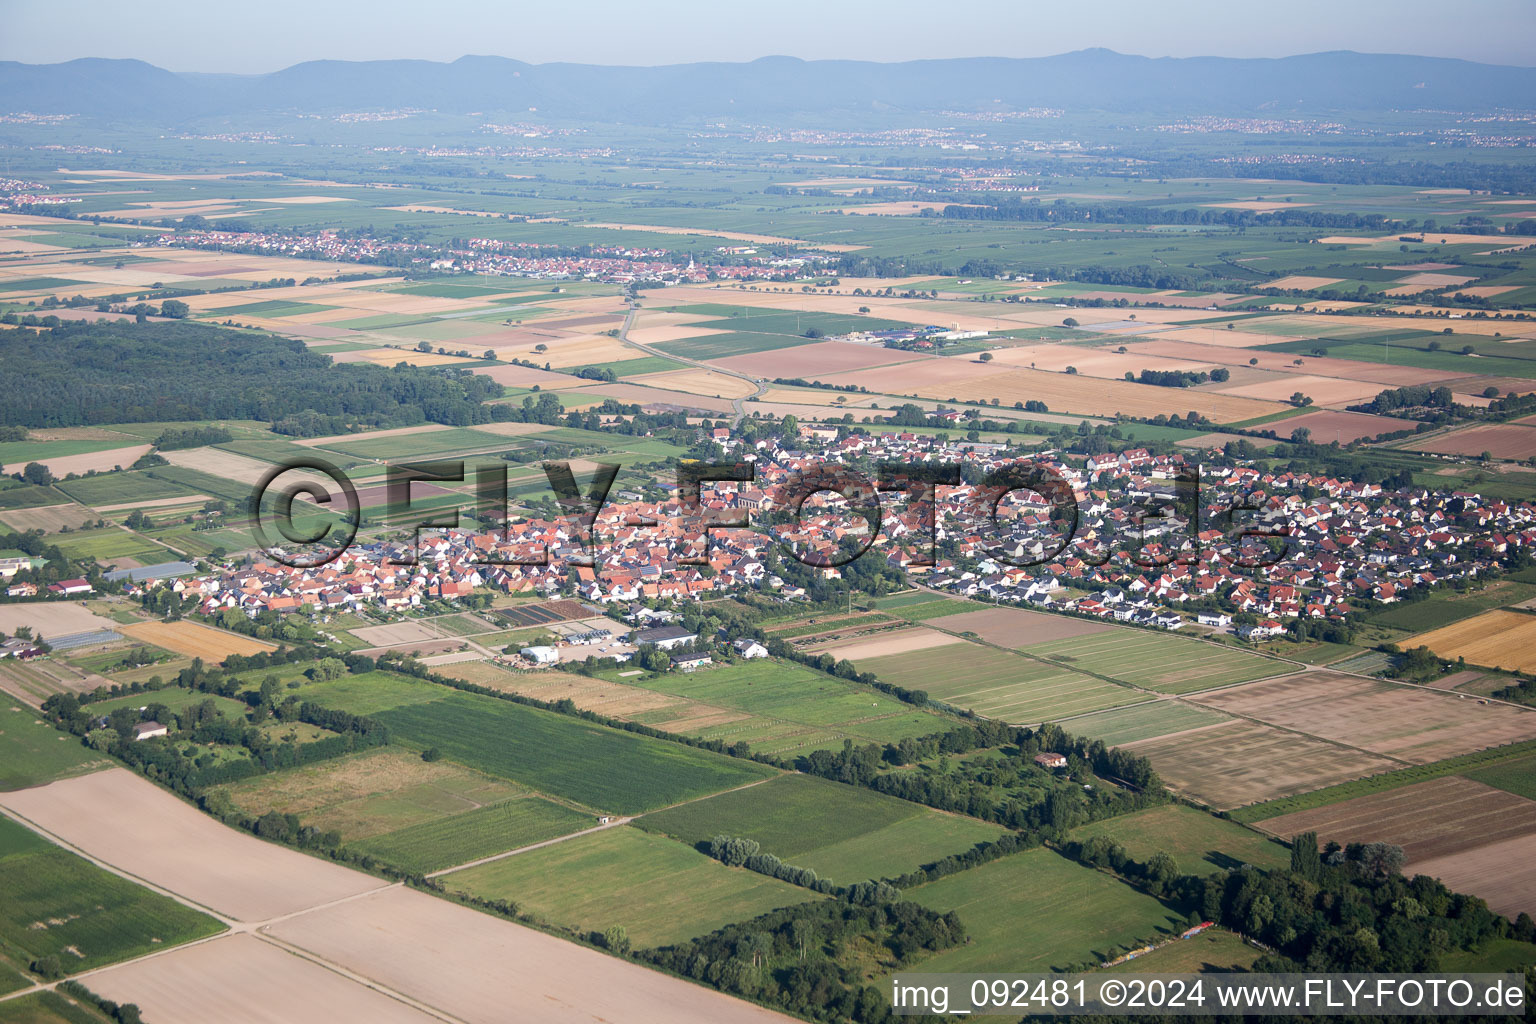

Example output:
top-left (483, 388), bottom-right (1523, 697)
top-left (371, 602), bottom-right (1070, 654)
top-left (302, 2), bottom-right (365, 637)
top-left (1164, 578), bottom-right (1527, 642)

top-left (1197, 611), bottom-right (1233, 627)
top-left (731, 639), bottom-right (769, 659)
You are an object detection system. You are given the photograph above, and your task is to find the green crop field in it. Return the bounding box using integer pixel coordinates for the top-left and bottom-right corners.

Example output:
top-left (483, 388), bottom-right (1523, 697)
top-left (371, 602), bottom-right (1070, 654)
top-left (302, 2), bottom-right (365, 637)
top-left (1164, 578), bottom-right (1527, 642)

top-left (1060, 701), bottom-right (1232, 746)
top-left (0, 816), bottom-right (224, 972)
top-left (0, 696), bottom-right (109, 792)
top-left (46, 528), bottom-right (164, 563)
top-left (653, 330), bottom-right (820, 361)
top-left (619, 659), bottom-right (952, 756)
top-left (637, 773), bottom-right (999, 883)
top-left (81, 688), bottom-right (249, 719)
top-left (54, 471), bottom-right (200, 507)
top-left (441, 825), bottom-right (814, 947)
top-left (886, 599), bottom-right (973, 622)
top-left (857, 644), bottom-right (1145, 723)
top-left (1369, 581), bottom-right (1536, 635)
top-left (364, 690), bottom-right (777, 814)
top-left (899, 848), bottom-right (1188, 974)
top-left (1070, 804), bottom-right (1290, 873)
top-left (1023, 632), bottom-right (1287, 694)
top-left (350, 796), bottom-right (593, 874)
top-left (1461, 752), bottom-right (1536, 801)
top-left (0, 990), bottom-right (117, 1024)
top-left (321, 426), bottom-right (522, 459)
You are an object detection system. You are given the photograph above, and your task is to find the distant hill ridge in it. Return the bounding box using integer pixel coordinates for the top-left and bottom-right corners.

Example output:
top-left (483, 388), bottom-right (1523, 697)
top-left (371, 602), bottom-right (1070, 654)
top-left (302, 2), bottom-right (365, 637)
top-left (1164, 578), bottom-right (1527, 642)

top-left (2, 49), bottom-right (1533, 119)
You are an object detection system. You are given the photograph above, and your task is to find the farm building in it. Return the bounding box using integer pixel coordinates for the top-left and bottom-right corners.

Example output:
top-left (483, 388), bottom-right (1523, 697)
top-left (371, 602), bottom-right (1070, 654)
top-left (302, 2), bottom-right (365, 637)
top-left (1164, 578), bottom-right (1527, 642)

top-left (632, 625), bottom-right (698, 650)
top-left (672, 652), bottom-right (714, 671)
top-left (47, 578), bottom-right (93, 595)
top-left (520, 646), bottom-right (559, 665)
top-left (131, 721), bottom-right (168, 741)
top-left (1033, 752), bottom-right (1068, 770)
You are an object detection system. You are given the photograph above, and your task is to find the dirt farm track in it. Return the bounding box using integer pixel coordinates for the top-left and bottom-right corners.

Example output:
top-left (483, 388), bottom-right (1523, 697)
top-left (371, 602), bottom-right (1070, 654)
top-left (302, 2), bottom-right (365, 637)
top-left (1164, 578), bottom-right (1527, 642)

top-left (0, 769), bottom-right (796, 1024)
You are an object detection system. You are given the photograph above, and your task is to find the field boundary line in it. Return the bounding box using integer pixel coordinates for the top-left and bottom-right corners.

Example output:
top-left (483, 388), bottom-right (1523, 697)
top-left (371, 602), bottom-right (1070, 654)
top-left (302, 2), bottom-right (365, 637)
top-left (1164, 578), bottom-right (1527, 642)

top-left (252, 929), bottom-right (472, 1024)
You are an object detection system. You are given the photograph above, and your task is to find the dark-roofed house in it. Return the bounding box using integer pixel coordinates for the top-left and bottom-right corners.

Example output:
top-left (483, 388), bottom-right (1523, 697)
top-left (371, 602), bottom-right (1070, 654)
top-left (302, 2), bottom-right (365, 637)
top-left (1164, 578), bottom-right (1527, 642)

top-left (631, 625), bottom-right (697, 650)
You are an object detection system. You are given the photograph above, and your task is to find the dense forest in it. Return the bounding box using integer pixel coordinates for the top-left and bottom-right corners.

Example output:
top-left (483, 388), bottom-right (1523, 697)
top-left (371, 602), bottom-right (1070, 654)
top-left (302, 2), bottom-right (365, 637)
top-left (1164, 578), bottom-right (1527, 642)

top-left (0, 320), bottom-right (508, 432)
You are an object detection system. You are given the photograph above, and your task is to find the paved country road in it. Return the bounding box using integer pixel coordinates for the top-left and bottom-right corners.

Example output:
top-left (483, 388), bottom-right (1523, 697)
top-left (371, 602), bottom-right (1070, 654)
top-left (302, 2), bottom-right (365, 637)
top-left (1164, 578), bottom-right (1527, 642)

top-left (616, 299), bottom-right (766, 427)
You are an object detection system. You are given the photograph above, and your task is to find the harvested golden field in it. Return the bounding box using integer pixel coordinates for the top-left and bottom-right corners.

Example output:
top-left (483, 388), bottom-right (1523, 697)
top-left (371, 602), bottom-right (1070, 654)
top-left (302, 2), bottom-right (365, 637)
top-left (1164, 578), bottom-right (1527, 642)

top-left (715, 341), bottom-right (922, 377)
top-left (1212, 374), bottom-right (1385, 407)
top-left (1265, 275), bottom-right (1345, 290)
top-left (345, 348), bottom-right (476, 367)
top-left (119, 620), bottom-right (275, 660)
top-left (629, 367), bottom-right (759, 398)
top-left (981, 343), bottom-right (1217, 378)
top-left (836, 364), bottom-right (1288, 424)
top-left (26, 445), bottom-right (154, 476)
top-left (1412, 610), bottom-right (1536, 673)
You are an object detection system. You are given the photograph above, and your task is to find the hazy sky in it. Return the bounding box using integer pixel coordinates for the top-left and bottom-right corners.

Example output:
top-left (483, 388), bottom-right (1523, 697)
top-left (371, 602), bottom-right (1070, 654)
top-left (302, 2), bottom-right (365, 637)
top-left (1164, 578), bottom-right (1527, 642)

top-left (5, 0), bottom-right (1535, 72)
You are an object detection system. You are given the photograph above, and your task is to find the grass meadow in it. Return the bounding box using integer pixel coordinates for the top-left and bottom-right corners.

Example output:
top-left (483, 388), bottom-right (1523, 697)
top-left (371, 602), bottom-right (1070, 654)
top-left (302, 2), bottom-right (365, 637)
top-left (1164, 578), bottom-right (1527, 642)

top-left (636, 773), bottom-right (999, 883)
top-left (898, 848), bottom-right (1187, 973)
top-left (442, 825), bottom-right (815, 947)
top-left (1069, 804), bottom-right (1290, 873)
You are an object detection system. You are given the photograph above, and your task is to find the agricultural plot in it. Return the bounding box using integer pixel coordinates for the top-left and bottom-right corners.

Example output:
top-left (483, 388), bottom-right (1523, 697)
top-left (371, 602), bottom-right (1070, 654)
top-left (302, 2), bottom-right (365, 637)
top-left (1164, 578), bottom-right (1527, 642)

top-left (900, 848), bottom-right (1188, 973)
top-left (0, 695), bottom-right (108, 791)
top-left (212, 746), bottom-right (588, 873)
top-left (1252, 776), bottom-right (1536, 864)
top-left (1124, 719), bottom-right (1400, 810)
top-left (1023, 632), bottom-right (1287, 694)
top-left (260, 885), bottom-right (794, 1024)
top-left (856, 643), bottom-right (1146, 723)
top-left (1463, 751), bottom-right (1536, 800)
top-left (351, 797), bottom-right (593, 874)
top-left (637, 773), bottom-right (1000, 883)
top-left (925, 606), bottom-right (1115, 646)
top-left (275, 670), bottom-right (454, 716)
top-left (1411, 610), bottom-right (1536, 673)
top-left (1063, 701), bottom-right (1233, 747)
top-left (1190, 671), bottom-right (1536, 763)
top-left (0, 990), bottom-right (123, 1023)
top-left (1070, 804), bottom-right (1290, 872)
top-left (0, 768), bottom-right (386, 922)
top-left (612, 659), bottom-right (953, 757)
top-left (364, 690), bottom-right (777, 814)
top-left (1403, 423), bottom-right (1536, 460)
top-left (0, 815), bottom-right (223, 972)
top-left (1252, 777), bottom-right (1536, 918)
top-left (1413, 834), bottom-right (1536, 921)
top-left (804, 626), bottom-right (962, 661)
top-left (443, 825), bottom-right (814, 947)
top-left (86, 933), bottom-right (443, 1024)
top-left (118, 620), bottom-right (274, 660)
